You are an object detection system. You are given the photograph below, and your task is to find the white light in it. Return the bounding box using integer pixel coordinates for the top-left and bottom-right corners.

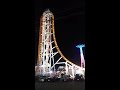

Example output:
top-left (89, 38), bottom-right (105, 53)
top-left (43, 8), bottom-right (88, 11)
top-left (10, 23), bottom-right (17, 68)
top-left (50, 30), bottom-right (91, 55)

top-left (41, 65), bottom-right (45, 67)
top-left (76, 68), bottom-right (84, 75)
top-left (49, 71), bottom-right (53, 74)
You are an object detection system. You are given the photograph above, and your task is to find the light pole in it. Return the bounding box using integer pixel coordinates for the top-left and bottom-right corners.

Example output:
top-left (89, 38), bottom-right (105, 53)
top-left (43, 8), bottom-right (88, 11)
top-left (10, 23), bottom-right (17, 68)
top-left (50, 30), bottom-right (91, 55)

top-left (76, 44), bottom-right (85, 68)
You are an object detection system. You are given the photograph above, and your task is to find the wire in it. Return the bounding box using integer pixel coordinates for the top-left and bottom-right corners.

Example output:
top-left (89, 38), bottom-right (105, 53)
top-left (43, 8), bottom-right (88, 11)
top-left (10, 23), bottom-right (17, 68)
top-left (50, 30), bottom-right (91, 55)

top-left (55, 12), bottom-right (84, 20)
top-left (55, 8), bottom-right (81, 14)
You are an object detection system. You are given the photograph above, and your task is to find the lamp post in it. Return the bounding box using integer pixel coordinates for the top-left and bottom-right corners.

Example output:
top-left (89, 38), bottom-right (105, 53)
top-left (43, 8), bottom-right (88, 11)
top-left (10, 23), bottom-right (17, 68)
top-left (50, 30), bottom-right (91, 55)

top-left (76, 44), bottom-right (85, 68)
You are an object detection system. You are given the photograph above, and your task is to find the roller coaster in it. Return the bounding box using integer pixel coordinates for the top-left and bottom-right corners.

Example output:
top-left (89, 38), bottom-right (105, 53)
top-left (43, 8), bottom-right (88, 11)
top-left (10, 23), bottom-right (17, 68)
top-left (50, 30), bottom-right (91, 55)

top-left (35, 9), bottom-right (85, 79)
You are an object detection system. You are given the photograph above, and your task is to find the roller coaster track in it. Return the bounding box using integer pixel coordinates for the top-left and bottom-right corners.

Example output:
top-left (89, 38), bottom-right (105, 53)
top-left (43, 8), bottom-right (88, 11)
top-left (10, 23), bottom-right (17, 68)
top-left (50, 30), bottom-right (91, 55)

top-left (52, 15), bottom-right (80, 68)
top-left (36, 9), bottom-right (84, 76)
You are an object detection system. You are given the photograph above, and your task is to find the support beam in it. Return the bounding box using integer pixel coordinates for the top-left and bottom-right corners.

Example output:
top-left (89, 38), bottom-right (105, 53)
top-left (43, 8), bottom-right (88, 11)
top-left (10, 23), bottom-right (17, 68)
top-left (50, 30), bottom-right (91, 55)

top-left (51, 57), bottom-right (62, 69)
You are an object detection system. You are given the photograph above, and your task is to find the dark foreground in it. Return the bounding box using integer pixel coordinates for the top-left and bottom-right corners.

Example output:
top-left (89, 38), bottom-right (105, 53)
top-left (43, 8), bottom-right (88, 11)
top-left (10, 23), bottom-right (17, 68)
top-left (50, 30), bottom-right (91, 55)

top-left (35, 81), bottom-right (85, 90)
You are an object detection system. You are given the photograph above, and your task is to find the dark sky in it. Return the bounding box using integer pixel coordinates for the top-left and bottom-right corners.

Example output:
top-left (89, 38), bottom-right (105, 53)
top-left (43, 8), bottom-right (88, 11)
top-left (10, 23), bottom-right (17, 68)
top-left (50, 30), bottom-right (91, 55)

top-left (35, 0), bottom-right (85, 66)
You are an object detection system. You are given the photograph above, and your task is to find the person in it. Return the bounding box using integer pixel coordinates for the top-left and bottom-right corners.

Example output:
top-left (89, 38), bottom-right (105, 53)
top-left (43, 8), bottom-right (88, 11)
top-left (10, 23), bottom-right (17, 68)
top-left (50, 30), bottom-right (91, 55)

top-left (60, 73), bottom-right (64, 81)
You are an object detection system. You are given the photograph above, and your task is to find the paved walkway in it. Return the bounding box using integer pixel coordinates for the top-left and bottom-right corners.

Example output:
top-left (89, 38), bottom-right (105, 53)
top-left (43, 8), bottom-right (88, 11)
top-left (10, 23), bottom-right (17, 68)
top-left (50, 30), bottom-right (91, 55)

top-left (35, 81), bottom-right (85, 90)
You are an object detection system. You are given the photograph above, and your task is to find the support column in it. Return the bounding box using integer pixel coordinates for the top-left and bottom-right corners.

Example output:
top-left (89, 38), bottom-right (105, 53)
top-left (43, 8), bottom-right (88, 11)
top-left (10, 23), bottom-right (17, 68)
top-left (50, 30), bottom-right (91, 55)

top-left (65, 62), bottom-right (68, 75)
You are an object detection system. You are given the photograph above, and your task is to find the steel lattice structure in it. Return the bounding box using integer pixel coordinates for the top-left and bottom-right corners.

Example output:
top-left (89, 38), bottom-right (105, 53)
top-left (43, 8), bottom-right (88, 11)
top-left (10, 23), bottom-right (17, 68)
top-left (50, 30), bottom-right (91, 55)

top-left (35, 9), bottom-right (85, 78)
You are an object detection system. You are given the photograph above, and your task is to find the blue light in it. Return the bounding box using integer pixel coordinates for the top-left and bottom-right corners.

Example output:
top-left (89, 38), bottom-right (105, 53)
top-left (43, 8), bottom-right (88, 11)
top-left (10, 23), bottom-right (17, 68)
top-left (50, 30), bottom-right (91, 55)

top-left (76, 44), bottom-right (85, 48)
top-left (76, 44), bottom-right (85, 67)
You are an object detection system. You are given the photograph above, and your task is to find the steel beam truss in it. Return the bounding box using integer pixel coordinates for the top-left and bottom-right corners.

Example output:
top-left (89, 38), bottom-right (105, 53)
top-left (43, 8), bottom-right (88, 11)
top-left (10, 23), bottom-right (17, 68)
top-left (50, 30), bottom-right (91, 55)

top-left (35, 9), bottom-right (85, 77)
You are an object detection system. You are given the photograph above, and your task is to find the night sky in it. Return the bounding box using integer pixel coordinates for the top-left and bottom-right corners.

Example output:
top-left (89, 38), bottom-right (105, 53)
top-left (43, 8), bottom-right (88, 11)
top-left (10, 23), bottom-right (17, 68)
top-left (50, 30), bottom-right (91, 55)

top-left (35, 0), bottom-right (85, 66)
